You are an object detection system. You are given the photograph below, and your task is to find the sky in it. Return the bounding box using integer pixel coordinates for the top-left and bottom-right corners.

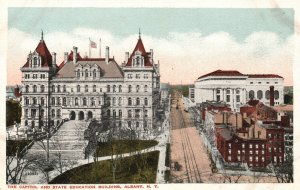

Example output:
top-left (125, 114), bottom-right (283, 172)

top-left (7, 8), bottom-right (294, 85)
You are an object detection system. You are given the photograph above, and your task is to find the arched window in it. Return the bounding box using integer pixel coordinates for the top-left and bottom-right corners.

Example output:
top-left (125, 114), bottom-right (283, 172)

top-left (57, 85), bottom-right (61, 92)
top-left (107, 110), bottom-right (111, 117)
top-left (52, 85), bottom-right (55, 93)
top-left (119, 110), bottom-right (122, 117)
top-left (51, 97), bottom-right (55, 105)
top-left (25, 97), bottom-right (29, 105)
top-left (265, 90), bottom-right (270, 100)
top-left (63, 85), bottom-right (66, 92)
top-left (63, 97), bottom-right (66, 106)
top-left (144, 98), bottom-right (148, 106)
top-left (41, 97), bottom-right (45, 106)
top-left (107, 85), bottom-right (111, 92)
top-left (77, 85), bottom-right (80, 92)
top-left (113, 110), bottom-right (116, 118)
top-left (128, 85), bottom-right (132, 92)
top-left (118, 97), bottom-right (122, 106)
top-left (112, 97), bottom-right (116, 106)
top-left (144, 85), bottom-right (148, 92)
top-left (113, 85), bottom-right (116, 93)
top-left (83, 97), bottom-right (87, 106)
top-left (274, 90), bottom-right (279, 100)
top-left (51, 109), bottom-right (55, 117)
top-left (136, 57), bottom-right (140, 66)
top-left (136, 98), bottom-right (140, 105)
top-left (136, 85), bottom-right (140, 92)
top-left (25, 85), bottom-right (29, 93)
top-left (40, 85), bottom-right (45, 93)
top-left (91, 97), bottom-right (95, 106)
top-left (85, 85), bottom-right (88, 92)
top-left (257, 90), bottom-right (263, 100)
top-left (57, 109), bottom-right (61, 117)
top-left (33, 57), bottom-right (38, 67)
top-left (93, 85), bottom-right (96, 92)
top-left (249, 90), bottom-right (255, 99)
top-left (85, 69), bottom-right (89, 77)
top-left (40, 109), bottom-right (44, 118)
top-left (128, 98), bottom-right (132, 106)
top-left (145, 110), bottom-right (148, 118)
top-left (106, 97), bottom-right (111, 105)
top-left (93, 69), bottom-right (97, 78)
top-left (25, 109), bottom-right (28, 117)
top-left (136, 122), bottom-right (139, 128)
top-left (119, 85), bottom-right (122, 92)
top-left (128, 121), bottom-right (132, 128)
top-left (75, 97), bottom-right (78, 106)
top-left (33, 85), bottom-right (37, 93)
top-left (128, 110), bottom-right (132, 118)
top-left (57, 97), bottom-right (61, 105)
top-left (77, 69), bottom-right (80, 78)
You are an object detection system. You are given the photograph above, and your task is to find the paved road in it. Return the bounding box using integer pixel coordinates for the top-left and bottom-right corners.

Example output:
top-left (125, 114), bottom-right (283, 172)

top-left (170, 92), bottom-right (212, 183)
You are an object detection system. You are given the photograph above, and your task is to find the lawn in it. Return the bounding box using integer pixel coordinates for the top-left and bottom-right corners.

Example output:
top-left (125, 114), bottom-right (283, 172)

top-left (96, 140), bottom-right (158, 157)
top-left (50, 151), bottom-right (159, 184)
top-left (6, 140), bottom-right (32, 156)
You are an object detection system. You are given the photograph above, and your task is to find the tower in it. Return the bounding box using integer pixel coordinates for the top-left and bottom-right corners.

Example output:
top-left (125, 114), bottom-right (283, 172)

top-left (20, 31), bottom-right (57, 130)
top-left (122, 30), bottom-right (160, 133)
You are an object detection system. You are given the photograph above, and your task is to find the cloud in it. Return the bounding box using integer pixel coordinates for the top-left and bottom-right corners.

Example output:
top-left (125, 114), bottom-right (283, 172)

top-left (7, 28), bottom-right (293, 86)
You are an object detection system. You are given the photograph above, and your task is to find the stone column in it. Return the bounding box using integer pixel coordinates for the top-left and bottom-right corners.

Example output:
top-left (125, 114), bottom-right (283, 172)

top-left (212, 88), bottom-right (215, 101)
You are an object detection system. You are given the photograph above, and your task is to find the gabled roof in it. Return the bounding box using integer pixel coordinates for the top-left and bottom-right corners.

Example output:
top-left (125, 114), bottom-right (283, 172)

top-left (198, 70), bottom-right (244, 79)
top-left (22, 40), bottom-right (53, 68)
top-left (125, 37), bottom-right (153, 67)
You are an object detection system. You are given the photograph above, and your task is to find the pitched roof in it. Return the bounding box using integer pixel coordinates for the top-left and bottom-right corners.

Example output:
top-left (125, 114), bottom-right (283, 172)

top-left (56, 59), bottom-right (124, 78)
top-left (198, 70), bottom-right (284, 79)
top-left (246, 74), bottom-right (283, 78)
top-left (125, 38), bottom-right (153, 67)
top-left (197, 70), bottom-right (244, 79)
top-left (22, 40), bottom-right (53, 68)
top-left (58, 51), bottom-right (83, 69)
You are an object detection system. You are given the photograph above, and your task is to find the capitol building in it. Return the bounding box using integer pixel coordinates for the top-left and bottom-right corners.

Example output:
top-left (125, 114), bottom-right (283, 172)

top-left (20, 32), bottom-right (161, 132)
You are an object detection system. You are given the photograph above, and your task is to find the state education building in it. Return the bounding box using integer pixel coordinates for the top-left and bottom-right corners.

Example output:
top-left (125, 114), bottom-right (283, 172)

top-left (20, 32), bottom-right (161, 133)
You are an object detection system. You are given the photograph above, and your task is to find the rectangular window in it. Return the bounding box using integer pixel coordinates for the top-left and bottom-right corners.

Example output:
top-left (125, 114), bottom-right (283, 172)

top-left (255, 150), bottom-right (259, 155)
top-left (144, 74), bottom-right (148, 79)
top-left (226, 95), bottom-right (230, 102)
top-left (236, 95), bottom-right (240, 102)
top-left (228, 156), bottom-right (231, 161)
top-left (136, 74), bottom-right (140, 79)
top-left (262, 157), bottom-right (265, 162)
top-left (217, 95), bottom-right (220, 101)
top-left (237, 150), bottom-right (241, 154)
top-left (249, 150), bottom-right (253, 155)
top-left (249, 144), bottom-right (253, 149)
top-left (249, 156), bottom-right (253, 162)
top-left (228, 143), bottom-right (231, 148)
top-left (268, 147), bottom-right (272, 153)
top-left (237, 156), bottom-right (241, 161)
top-left (255, 144), bottom-right (259, 149)
top-left (228, 149), bottom-right (231, 154)
top-left (262, 150), bottom-right (265, 154)
top-left (242, 143), bottom-right (245, 149)
top-left (255, 156), bottom-right (258, 162)
top-left (250, 82), bottom-right (253, 84)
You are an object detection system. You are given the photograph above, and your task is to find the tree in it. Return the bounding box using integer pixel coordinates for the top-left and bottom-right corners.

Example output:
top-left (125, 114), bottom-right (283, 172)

top-left (271, 152), bottom-right (293, 183)
top-left (6, 100), bottom-right (21, 127)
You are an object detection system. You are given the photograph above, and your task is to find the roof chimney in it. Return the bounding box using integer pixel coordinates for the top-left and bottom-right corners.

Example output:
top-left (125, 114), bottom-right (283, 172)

top-left (150, 49), bottom-right (153, 64)
top-left (73, 46), bottom-right (78, 64)
top-left (52, 52), bottom-right (56, 66)
top-left (64, 52), bottom-right (69, 64)
top-left (125, 52), bottom-right (129, 63)
top-left (105, 46), bottom-right (109, 64)
top-left (270, 86), bottom-right (274, 106)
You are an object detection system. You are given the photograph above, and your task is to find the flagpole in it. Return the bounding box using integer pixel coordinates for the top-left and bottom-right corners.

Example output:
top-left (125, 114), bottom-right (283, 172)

top-left (89, 37), bottom-right (91, 58)
top-left (99, 38), bottom-right (101, 58)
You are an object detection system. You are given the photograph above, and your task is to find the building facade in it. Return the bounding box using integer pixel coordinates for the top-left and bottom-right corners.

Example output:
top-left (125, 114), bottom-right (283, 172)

top-left (20, 33), bottom-right (160, 133)
top-left (191, 70), bottom-right (284, 111)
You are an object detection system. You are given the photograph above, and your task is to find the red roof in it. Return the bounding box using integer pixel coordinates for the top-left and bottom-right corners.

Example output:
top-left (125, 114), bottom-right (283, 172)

top-left (125, 38), bottom-right (153, 67)
top-left (198, 70), bottom-right (244, 79)
top-left (247, 74), bottom-right (283, 78)
top-left (22, 40), bottom-right (53, 68)
top-left (58, 51), bottom-right (83, 69)
top-left (198, 70), bottom-right (283, 79)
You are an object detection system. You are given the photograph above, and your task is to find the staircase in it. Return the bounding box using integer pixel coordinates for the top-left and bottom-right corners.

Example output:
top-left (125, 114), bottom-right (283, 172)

top-left (26, 120), bottom-right (89, 161)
